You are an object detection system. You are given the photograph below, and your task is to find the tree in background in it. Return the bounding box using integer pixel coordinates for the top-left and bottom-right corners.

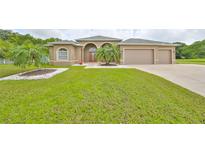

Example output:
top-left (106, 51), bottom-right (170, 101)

top-left (174, 40), bottom-right (205, 59)
top-left (96, 43), bottom-right (120, 65)
top-left (174, 42), bottom-right (187, 59)
top-left (0, 29), bottom-right (61, 45)
top-left (0, 39), bottom-right (12, 59)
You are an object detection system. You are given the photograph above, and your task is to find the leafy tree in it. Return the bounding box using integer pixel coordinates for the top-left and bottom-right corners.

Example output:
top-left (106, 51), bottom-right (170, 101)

top-left (0, 29), bottom-right (61, 46)
top-left (96, 43), bottom-right (120, 65)
top-left (0, 29), bottom-right (12, 40)
top-left (174, 42), bottom-right (187, 59)
top-left (0, 39), bottom-right (12, 59)
top-left (175, 40), bottom-right (205, 59)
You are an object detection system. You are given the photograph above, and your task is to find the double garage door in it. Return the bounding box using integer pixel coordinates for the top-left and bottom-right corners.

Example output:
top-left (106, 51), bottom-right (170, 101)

top-left (123, 49), bottom-right (171, 64)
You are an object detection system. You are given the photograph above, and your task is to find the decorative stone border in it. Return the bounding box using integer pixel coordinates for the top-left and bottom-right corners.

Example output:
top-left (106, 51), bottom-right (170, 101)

top-left (0, 68), bottom-right (69, 81)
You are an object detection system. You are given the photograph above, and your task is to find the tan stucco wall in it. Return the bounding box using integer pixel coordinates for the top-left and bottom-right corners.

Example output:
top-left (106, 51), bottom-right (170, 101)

top-left (75, 46), bottom-right (82, 62)
top-left (49, 42), bottom-right (176, 65)
top-left (120, 45), bottom-right (176, 64)
top-left (49, 44), bottom-right (82, 65)
top-left (49, 46), bottom-right (54, 60)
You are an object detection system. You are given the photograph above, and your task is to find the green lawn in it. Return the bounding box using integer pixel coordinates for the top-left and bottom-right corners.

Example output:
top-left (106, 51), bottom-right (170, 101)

top-left (177, 58), bottom-right (205, 65)
top-left (0, 65), bottom-right (205, 124)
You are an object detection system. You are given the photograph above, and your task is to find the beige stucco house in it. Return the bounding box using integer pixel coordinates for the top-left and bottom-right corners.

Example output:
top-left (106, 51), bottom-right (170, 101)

top-left (47, 35), bottom-right (177, 65)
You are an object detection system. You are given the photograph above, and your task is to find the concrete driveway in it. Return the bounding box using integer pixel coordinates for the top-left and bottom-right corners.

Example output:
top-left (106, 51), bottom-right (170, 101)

top-left (134, 64), bottom-right (205, 97)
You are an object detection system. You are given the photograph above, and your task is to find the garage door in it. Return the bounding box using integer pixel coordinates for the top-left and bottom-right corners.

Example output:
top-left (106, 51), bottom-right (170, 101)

top-left (123, 49), bottom-right (154, 64)
top-left (158, 50), bottom-right (172, 64)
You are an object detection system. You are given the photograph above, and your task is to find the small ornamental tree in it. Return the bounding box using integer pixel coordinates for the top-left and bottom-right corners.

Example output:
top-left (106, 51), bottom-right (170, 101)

top-left (96, 43), bottom-right (120, 65)
top-left (11, 41), bottom-right (48, 68)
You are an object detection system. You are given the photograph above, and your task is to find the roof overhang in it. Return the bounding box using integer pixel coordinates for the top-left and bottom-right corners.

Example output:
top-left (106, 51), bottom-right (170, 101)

top-left (46, 42), bottom-right (83, 47)
top-left (118, 43), bottom-right (178, 46)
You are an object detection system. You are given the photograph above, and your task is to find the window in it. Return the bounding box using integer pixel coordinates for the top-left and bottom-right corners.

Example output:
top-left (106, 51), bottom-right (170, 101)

top-left (89, 47), bottom-right (96, 53)
top-left (57, 48), bottom-right (68, 60)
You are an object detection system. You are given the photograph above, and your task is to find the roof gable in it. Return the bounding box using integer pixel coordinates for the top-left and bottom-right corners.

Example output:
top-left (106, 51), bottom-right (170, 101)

top-left (75, 35), bottom-right (122, 42)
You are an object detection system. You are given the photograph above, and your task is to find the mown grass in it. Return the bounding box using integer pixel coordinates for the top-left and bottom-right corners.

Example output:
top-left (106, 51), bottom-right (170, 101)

top-left (177, 58), bottom-right (205, 65)
top-left (0, 65), bottom-right (205, 124)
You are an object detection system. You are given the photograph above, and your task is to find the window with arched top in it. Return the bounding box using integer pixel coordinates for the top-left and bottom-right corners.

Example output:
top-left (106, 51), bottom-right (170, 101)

top-left (88, 47), bottom-right (97, 53)
top-left (57, 48), bottom-right (69, 60)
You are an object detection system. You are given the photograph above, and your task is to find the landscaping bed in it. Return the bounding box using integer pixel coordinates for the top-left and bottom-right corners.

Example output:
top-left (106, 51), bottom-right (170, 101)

top-left (20, 69), bottom-right (56, 76)
top-left (0, 66), bottom-right (68, 80)
top-left (100, 63), bottom-right (117, 66)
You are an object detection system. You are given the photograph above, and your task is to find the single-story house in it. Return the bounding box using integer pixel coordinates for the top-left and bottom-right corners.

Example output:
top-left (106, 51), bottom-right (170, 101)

top-left (47, 35), bottom-right (177, 65)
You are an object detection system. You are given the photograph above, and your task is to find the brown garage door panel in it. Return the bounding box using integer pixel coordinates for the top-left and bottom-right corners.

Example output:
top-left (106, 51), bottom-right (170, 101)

top-left (124, 49), bottom-right (154, 64)
top-left (158, 50), bottom-right (171, 64)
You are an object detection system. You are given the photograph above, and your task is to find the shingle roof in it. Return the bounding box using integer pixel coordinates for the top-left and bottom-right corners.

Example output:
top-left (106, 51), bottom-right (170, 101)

top-left (46, 37), bottom-right (178, 47)
top-left (75, 35), bottom-right (122, 42)
top-left (119, 38), bottom-right (177, 46)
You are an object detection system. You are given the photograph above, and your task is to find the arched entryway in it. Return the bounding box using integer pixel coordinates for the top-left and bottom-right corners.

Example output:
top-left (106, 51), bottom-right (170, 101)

top-left (101, 43), bottom-right (112, 48)
top-left (84, 43), bottom-right (97, 62)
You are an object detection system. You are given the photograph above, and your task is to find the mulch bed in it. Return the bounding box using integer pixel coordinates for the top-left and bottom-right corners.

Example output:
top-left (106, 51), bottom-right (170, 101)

top-left (20, 69), bottom-right (56, 76)
top-left (100, 64), bottom-right (117, 66)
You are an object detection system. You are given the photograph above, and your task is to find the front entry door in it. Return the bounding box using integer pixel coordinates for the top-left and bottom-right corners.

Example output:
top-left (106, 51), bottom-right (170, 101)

top-left (88, 52), bottom-right (96, 62)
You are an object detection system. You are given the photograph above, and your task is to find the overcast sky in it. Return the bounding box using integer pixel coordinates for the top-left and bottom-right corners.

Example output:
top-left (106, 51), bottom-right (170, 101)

top-left (12, 29), bottom-right (205, 44)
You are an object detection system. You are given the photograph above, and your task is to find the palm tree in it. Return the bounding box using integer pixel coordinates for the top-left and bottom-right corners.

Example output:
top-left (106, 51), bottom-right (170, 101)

top-left (96, 43), bottom-right (120, 65)
top-left (11, 41), bottom-right (48, 68)
top-left (110, 43), bottom-right (120, 64)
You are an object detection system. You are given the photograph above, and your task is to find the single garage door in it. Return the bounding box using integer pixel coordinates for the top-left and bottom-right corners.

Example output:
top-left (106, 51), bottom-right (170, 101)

top-left (123, 49), bottom-right (154, 64)
top-left (158, 49), bottom-right (172, 64)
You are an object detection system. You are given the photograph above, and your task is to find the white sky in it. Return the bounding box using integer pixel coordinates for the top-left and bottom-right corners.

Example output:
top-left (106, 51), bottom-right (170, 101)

top-left (12, 29), bottom-right (205, 44)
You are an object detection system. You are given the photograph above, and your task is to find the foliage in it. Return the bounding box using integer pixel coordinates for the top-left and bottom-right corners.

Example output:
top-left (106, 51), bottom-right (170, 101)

top-left (0, 29), bottom-right (61, 45)
top-left (96, 43), bottom-right (120, 64)
top-left (0, 39), bottom-right (12, 59)
top-left (0, 66), bottom-right (205, 123)
top-left (174, 42), bottom-right (187, 59)
top-left (175, 40), bottom-right (205, 59)
top-left (11, 41), bottom-right (48, 68)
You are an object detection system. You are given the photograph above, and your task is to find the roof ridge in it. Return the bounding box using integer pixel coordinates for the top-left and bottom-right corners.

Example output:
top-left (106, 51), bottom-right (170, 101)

top-left (75, 35), bottom-right (122, 41)
top-left (122, 38), bottom-right (172, 44)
